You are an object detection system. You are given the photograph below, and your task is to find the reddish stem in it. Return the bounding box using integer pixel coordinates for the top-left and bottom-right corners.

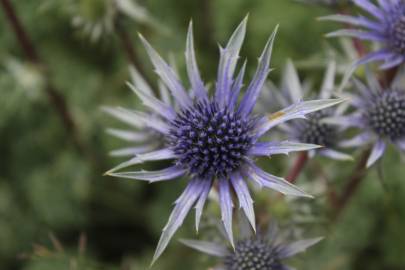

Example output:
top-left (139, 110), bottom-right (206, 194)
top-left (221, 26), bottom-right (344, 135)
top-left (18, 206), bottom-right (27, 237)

top-left (0, 0), bottom-right (39, 62)
top-left (333, 148), bottom-right (371, 219)
top-left (331, 66), bottom-right (398, 219)
top-left (312, 160), bottom-right (339, 208)
top-left (351, 38), bottom-right (366, 58)
top-left (339, 8), bottom-right (367, 57)
top-left (1, 0), bottom-right (85, 155)
top-left (380, 66), bottom-right (399, 89)
top-left (332, 62), bottom-right (398, 219)
top-left (286, 152), bottom-right (309, 183)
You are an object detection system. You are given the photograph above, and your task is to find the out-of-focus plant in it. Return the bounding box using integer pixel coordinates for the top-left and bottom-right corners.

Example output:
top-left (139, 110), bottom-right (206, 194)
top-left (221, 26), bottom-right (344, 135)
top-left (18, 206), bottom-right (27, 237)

top-left (4, 58), bottom-right (45, 99)
top-left (41, 0), bottom-right (168, 42)
top-left (294, 38), bottom-right (360, 75)
top-left (20, 234), bottom-right (116, 270)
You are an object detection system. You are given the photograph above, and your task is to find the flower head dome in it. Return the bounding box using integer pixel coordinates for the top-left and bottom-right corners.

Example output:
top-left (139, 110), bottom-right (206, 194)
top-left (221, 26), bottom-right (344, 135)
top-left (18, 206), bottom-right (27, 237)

top-left (330, 69), bottom-right (405, 167)
top-left (262, 60), bottom-right (352, 160)
top-left (322, 0), bottom-right (405, 69)
top-left (181, 219), bottom-right (322, 270)
top-left (104, 17), bottom-right (343, 263)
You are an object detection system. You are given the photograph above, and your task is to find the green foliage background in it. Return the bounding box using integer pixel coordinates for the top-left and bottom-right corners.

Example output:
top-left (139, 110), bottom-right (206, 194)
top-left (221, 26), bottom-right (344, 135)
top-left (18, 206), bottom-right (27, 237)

top-left (1, 0), bottom-right (405, 269)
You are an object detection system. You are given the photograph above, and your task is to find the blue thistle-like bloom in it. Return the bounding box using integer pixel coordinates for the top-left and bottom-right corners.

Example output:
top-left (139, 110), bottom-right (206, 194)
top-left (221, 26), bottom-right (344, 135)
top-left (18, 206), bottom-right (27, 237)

top-left (321, 0), bottom-right (405, 69)
top-left (104, 17), bottom-right (343, 263)
top-left (330, 69), bottom-right (405, 167)
top-left (263, 60), bottom-right (352, 160)
top-left (181, 219), bottom-right (322, 270)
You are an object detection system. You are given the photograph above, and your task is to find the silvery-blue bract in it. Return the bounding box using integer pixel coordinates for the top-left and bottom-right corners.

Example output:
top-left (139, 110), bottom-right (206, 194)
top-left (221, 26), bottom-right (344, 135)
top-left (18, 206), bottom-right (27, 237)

top-left (103, 66), bottom-right (169, 157)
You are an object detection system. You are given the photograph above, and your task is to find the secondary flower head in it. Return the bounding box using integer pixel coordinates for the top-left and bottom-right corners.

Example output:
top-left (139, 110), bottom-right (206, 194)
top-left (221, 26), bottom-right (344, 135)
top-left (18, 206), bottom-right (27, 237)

top-left (321, 0), bottom-right (405, 69)
top-left (264, 60), bottom-right (352, 160)
top-left (334, 69), bottom-right (405, 167)
top-left (181, 220), bottom-right (322, 270)
top-left (105, 17), bottom-right (342, 263)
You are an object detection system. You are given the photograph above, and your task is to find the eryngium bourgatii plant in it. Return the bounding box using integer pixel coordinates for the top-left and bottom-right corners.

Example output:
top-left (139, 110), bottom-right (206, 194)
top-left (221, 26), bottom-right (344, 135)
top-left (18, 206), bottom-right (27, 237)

top-left (104, 17), bottom-right (343, 263)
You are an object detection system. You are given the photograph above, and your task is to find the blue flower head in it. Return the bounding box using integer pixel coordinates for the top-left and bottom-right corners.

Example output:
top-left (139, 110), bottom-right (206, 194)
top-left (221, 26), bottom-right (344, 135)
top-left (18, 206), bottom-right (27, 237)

top-left (104, 17), bottom-right (343, 263)
top-left (321, 0), bottom-right (405, 69)
top-left (181, 218), bottom-right (322, 270)
top-left (263, 60), bottom-right (352, 161)
top-left (333, 69), bottom-right (405, 167)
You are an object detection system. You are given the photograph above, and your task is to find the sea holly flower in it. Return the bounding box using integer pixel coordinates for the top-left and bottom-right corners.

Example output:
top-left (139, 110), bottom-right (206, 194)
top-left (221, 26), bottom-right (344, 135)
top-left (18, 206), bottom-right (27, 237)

top-left (320, 0), bottom-right (405, 69)
top-left (181, 219), bottom-right (322, 270)
top-left (330, 69), bottom-right (405, 167)
top-left (104, 17), bottom-right (343, 263)
top-left (263, 60), bottom-right (352, 160)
